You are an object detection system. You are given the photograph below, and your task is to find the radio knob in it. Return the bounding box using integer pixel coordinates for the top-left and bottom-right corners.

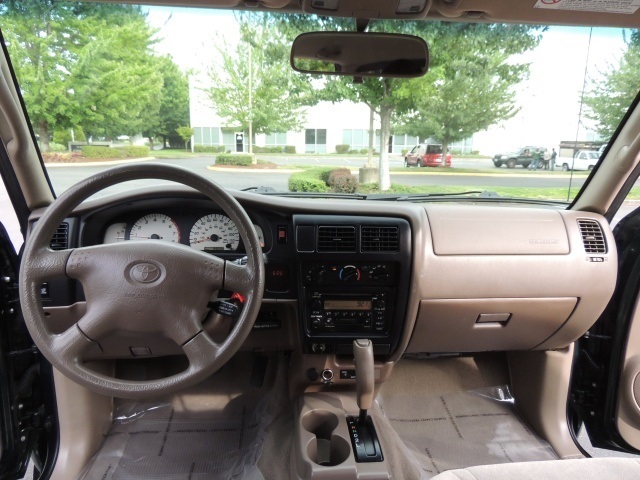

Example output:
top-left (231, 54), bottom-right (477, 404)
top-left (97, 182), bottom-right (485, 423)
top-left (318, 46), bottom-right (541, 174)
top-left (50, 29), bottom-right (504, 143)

top-left (374, 299), bottom-right (386, 309)
top-left (339, 265), bottom-right (361, 282)
top-left (311, 299), bottom-right (323, 311)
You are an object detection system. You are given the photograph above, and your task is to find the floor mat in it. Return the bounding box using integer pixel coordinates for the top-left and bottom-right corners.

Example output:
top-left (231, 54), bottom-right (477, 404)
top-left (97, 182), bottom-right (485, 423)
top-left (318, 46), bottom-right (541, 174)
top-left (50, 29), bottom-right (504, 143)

top-left (79, 401), bottom-right (268, 480)
top-left (377, 385), bottom-right (558, 478)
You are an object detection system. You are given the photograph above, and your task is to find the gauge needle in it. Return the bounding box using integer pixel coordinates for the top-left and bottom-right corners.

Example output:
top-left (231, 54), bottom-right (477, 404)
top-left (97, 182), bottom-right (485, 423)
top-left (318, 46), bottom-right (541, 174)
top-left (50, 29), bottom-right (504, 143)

top-left (129, 234), bottom-right (163, 240)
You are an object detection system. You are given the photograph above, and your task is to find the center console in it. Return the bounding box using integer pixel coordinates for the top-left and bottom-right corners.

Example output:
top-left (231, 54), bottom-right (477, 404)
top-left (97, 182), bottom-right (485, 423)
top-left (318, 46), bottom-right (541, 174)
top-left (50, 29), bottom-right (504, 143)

top-left (294, 215), bottom-right (412, 358)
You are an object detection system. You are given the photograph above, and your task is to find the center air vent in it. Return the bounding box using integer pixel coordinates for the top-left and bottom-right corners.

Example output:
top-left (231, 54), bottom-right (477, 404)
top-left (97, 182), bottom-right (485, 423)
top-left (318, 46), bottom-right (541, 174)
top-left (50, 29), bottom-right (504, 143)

top-left (577, 219), bottom-right (606, 254)
top-left (50, 223), bottom-right (69, 251)
top-left (361, 226), bottom-right (399, 252)
top-left (317, 226), bottom-right (356, 252)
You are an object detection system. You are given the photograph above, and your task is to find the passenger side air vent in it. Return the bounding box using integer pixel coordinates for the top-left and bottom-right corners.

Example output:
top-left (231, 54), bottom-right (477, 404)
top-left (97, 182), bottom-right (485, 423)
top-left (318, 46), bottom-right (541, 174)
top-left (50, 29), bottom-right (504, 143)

top-left (361, 226), bottom-right (399, 253)
top-left (317, 226), bottom-right (356, 252)
top-left (577, 219), bottom-right (606, 254)
top-left (50, 222), bottom-right (69, 250)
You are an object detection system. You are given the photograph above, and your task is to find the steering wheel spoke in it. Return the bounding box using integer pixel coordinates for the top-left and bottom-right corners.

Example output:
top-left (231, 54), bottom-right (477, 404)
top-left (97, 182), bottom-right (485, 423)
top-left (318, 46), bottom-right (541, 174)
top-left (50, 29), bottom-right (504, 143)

top-left (50, 324), bottom-right (99, 362)
top-left (26, 248), bottom-right (73, 283)
top-left (182, 331), bottom-right (221, 367)
top-left (224, 261), bottom-right (254, 296)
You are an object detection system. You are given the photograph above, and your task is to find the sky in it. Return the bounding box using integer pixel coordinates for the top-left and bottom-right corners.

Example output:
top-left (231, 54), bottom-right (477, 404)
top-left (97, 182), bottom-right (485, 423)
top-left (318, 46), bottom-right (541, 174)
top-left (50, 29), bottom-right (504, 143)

top-left (145, 7), bottom-right (630, 155)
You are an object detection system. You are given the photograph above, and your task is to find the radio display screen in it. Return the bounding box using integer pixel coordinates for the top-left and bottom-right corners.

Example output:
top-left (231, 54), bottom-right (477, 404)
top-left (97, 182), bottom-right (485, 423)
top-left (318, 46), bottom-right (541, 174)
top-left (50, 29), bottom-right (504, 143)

top-left (324, 299), bottom-right (372, 311)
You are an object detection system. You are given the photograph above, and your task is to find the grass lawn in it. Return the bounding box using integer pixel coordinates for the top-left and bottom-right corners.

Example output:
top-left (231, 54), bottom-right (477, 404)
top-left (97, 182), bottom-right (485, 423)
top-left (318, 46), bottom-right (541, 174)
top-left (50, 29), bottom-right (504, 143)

top-left (391, 166), bottom-right (590, 176)
top-left (356, 183), bottom-right (640, 201)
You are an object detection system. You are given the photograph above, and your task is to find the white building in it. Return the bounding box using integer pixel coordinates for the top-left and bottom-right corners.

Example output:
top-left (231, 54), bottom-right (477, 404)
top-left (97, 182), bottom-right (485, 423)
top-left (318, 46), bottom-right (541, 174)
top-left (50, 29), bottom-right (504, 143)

top-left (189, 81), bottom-right (426, 155)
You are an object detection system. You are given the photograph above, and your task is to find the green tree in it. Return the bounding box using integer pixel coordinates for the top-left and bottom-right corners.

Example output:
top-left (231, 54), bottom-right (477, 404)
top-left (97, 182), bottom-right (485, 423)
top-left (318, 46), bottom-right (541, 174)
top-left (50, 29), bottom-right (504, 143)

top-left (154, 57), bottom-right (190, 149)
top-left (396, 23), bottom-right (540, 157)
top-left (275, 17), bottom-right (541, 189)
top-left (584, 31), bottom-right (640, 138)
top-left (176, 126), bottom-right (194, 151)
top-left (53, 126), bottom-right (86, 146)
top-left (0, 1), bottom-right (147, 150)
top-left (71, 13), bottom-right (163, 139)
top-left (204, 13), bottom-right (315, 153)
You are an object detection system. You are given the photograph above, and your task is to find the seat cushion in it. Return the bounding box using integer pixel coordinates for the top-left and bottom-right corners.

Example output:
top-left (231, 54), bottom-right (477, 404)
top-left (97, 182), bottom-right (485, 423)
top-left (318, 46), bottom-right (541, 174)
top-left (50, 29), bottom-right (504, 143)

top-left (431, 458), bottom-right (640, 480)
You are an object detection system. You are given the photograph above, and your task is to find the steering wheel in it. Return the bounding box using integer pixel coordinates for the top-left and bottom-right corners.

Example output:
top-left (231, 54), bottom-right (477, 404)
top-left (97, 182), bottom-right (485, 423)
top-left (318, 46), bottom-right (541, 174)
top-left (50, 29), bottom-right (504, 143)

top-left (19, 164), bottom-right (265, 399)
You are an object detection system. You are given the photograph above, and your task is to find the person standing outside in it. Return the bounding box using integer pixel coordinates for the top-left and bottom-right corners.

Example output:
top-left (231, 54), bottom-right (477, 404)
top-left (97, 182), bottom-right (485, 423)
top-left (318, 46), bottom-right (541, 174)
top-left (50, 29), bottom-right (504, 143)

top-left (550, 148), bottom-right (557, 171)
top-left (529, 148), bottom-right (541, 170)
top-left (543, 148), bottom-right (551, 170)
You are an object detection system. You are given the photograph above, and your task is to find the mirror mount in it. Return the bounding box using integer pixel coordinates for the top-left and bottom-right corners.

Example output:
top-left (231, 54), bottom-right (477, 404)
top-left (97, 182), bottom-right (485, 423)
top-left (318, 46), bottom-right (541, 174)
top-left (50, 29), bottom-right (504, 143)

top-left (356, 18), bottom-right (370, 32)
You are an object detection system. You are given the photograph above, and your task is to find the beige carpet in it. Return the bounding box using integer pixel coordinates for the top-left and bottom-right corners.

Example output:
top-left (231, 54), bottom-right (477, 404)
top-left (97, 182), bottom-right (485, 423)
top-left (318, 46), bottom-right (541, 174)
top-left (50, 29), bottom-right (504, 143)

top-left (77, 353), bottom-right (291, 480)
top-left (377, 356), bottom-right (557, 478)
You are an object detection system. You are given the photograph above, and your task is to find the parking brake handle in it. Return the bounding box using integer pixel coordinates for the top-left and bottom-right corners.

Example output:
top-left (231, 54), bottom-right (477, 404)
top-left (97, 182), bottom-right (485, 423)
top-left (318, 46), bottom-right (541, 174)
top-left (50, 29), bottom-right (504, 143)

top-left (353, 339), bottom-right (374, 424)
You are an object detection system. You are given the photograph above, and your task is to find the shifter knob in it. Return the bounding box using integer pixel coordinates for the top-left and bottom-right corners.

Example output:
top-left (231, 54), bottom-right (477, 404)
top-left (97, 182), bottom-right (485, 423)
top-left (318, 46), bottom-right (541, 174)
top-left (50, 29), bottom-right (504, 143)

top-left (353, 339), bottom-right (374, 412)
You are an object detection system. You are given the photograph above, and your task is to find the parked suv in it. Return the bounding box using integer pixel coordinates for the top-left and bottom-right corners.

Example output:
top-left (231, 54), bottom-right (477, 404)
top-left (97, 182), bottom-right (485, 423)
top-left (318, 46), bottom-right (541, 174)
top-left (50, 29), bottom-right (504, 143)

top-left (404, 143), bottom-right (452, 167)
top-left (493, 146), bottom-right (544, 169)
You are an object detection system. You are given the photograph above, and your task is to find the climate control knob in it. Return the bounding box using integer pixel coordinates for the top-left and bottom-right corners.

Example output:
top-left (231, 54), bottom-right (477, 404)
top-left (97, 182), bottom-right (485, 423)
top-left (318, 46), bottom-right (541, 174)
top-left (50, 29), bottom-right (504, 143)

top-left (339, 265), bottom-right (361, 282)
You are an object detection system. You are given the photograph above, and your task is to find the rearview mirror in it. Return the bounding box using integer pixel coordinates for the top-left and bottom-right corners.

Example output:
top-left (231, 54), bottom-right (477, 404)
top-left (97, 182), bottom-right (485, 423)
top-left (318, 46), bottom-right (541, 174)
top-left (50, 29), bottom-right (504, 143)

top-left (290, 32), bottom-right (429, 78)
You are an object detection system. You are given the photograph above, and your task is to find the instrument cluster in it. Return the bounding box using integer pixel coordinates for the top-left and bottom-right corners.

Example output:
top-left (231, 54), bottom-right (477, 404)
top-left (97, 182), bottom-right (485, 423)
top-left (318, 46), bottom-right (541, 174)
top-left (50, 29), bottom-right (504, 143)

top-left (102, 211), bottom-right (266, 253)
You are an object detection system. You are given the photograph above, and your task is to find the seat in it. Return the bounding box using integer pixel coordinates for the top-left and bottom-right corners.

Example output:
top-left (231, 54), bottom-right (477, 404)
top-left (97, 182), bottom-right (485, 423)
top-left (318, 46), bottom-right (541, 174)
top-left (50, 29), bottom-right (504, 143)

top-left (431, 457), bottom-right (640, 480)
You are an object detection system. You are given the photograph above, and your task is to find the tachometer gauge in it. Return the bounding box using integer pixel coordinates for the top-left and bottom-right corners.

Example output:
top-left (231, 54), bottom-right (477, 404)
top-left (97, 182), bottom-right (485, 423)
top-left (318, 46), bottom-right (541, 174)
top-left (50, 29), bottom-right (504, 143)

top-left (129, 214), bottom-right (181, 243)
top-left (189, 214), bottom-right (240, 252)
top-left (103, 222), bottom-right (127, 244)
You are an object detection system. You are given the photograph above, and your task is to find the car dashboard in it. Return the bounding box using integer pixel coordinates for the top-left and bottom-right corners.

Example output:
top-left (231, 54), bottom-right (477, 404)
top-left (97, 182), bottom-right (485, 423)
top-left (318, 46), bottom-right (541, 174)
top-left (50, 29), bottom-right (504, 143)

top-left (33, 186), bottom-right (618, 370)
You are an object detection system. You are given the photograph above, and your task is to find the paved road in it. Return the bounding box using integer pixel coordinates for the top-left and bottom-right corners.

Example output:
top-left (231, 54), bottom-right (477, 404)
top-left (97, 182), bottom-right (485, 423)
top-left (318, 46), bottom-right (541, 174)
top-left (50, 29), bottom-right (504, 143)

top-left (45, 156), bottom-right (585, 195)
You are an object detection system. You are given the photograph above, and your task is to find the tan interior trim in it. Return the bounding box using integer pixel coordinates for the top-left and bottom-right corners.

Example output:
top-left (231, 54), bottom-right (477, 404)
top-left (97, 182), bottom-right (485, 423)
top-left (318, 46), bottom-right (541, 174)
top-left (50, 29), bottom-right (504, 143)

top-left (0, 51), bottom-right (53, 209)
top-left (573, 104), bottom-right (640, 215)
top-left (49, 368), bottom-right (113, 480)
top-left (616, 296), bottom-right (640, 450)
top-left (508, 346), bottom-right (583, 459)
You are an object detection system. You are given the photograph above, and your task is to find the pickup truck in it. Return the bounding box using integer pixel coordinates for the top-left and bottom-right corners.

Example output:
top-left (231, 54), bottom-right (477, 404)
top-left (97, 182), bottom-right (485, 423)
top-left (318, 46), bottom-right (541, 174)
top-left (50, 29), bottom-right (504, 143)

top-left (493, 146), bottom-right (542, 169)
top-left (557, 150), bottom-right (599, 171)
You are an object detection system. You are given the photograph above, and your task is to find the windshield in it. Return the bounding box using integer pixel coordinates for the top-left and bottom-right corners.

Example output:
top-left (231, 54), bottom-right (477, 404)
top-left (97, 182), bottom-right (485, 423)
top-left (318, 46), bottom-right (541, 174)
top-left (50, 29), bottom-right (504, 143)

top-left (1, 3), bottom-right (637, 203)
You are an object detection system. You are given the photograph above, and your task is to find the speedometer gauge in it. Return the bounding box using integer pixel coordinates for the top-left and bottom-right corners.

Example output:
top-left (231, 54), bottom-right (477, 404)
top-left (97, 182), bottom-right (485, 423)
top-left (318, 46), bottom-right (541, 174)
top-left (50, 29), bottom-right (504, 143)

top-left (189, 214), bottom-right (240, 252)
top-left (129, 214), bottom-right (181, 243)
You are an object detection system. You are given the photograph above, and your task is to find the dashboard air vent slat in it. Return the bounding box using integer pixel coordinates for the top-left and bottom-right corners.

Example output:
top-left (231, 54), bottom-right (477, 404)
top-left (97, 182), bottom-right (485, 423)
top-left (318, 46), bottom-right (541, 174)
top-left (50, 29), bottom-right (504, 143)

top-left (50, 223), bottom-right (69, 251)
top-left (577, 219), bottom-right (606, 254)
top-left (317, 226), bottom-right (356, 252)
top-left (361, 226), bottom-right (399, 253)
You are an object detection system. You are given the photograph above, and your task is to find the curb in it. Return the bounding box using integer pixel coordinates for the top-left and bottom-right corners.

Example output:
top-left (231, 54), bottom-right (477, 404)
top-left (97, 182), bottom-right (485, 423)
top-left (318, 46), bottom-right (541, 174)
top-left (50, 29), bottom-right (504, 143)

top-left (206, 165), bottom-right (304, 173)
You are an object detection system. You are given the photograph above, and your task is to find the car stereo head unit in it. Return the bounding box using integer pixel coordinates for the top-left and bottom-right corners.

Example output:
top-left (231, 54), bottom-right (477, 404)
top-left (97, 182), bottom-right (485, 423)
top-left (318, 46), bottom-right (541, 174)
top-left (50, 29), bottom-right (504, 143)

top-left (308, 292), bottom-right (389, 333)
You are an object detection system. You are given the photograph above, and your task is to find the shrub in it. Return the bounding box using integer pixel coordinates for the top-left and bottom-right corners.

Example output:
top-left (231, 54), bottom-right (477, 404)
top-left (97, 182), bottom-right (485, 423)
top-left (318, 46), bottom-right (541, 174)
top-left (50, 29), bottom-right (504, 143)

top-left (359, 149), bottom-right (369, 155)
top-left (81, 146), bottom-right (124, 159)
top-left (81, 145), bottom-right (149, 159)
top-left (288, 168), bottom-right (333, 192)
top-left (335, 144), bottom-right (350, 154)
top-left (401, 149), bottom-right (409, 156)
top-left (284, 145), bottom-right (296, 154)
top-left (49, 142), bottom-right (67, 152)
top-left (253, 146), bottom-right (283, 154)
top-left (53, 127), bottom-right (86, 145)
top-left (327, 168), bottom-right (352, 186)
top-left (348, 149), bottom-right (359, 155)
top-left (332, 174), bottom-right (359, 193)
top-left (194, 145), bottom-right (225, 153)
top-left (216, 153), bottom-right (253, 166)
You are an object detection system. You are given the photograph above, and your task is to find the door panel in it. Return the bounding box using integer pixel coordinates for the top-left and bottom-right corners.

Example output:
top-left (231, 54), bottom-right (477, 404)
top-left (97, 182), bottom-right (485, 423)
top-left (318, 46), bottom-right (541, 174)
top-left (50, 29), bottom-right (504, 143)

top-left (616, 306), bottom-right (640, 449)
top-left (570, 208), bottom-right (640, 454)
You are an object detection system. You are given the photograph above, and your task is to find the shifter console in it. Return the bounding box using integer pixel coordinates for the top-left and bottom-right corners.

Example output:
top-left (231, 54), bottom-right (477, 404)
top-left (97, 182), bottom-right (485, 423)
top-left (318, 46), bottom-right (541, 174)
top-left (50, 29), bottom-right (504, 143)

top-left (348, 339), bottom-right (384, 462)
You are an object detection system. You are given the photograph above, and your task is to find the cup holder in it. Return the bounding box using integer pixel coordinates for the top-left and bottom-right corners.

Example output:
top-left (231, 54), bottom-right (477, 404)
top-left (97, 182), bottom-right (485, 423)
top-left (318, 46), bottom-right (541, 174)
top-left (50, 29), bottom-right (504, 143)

top-left (302, 410), bottom-right (350, 467)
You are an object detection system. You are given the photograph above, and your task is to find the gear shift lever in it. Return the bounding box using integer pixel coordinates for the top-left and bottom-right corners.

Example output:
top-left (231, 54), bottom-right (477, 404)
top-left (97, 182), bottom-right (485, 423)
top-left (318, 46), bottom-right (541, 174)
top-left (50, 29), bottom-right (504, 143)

top-left (347, 339), bottom-right (383, 462)
top-left (353, 339), bottom-right (374, 424)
